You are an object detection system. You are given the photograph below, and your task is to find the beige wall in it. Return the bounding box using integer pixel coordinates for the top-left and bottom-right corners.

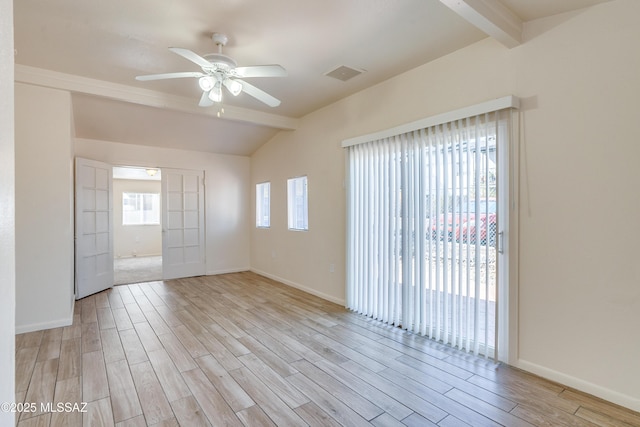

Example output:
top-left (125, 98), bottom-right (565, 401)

top-left (513, 1), bottom-right (640, 409)
top-left (113, 178), bottom-right (162, 258)
top-left (0, 0), bottom-right (15, 420)
top-left (251, 0), bottom-right (640, 411)
top-left (15, 83), bottom-right (75, 333)
top-left (75, 138), bottom-right (251, 275)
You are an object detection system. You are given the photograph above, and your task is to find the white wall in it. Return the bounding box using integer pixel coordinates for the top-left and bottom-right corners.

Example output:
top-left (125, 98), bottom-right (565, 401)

top-left (0, 0), bottom-right (15, 422)
top-left (113, 179), bottom-right (162, 258)
top-left (15, 83), bottom-right (75, 333)
top-left (512, 1), bottom-right (640, 410)
top-left (251, 0), bottom-right (640, 411)
top-left (75, 138), bottom-right (250, 275)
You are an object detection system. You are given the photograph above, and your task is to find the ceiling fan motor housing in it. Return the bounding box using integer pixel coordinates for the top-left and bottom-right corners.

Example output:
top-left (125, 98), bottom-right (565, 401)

top-left (202, 53), bottom-right (237, 73)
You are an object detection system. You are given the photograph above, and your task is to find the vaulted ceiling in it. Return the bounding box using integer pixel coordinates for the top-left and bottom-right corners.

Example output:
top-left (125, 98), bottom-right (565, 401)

top-left (14, 0), bottom-right (610, 155)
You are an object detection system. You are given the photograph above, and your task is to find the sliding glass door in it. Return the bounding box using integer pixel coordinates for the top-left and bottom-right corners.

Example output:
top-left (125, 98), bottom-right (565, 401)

top-left (346, 110), bottom-right (511, 358)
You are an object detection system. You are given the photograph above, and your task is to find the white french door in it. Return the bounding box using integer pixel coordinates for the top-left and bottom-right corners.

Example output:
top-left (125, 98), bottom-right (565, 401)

top-left (75, 160), bottom-right (206, 293)
top-left (75, 157), bottom-right (114, 299)
top-left (161, 168), bottom-right (206, 280)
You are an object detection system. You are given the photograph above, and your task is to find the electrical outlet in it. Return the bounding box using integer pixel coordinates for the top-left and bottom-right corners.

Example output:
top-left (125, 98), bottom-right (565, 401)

top-left (329, 263), bottom-right (335, 273)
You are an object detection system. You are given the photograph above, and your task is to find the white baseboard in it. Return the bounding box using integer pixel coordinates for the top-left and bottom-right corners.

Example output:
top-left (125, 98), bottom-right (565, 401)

top-left (250, 268), bottom-right (346, 306)
top-left (206, 267), bottom-right (250, 276)
top-left (15, 302), bottom-right (74, 334)
top-left (514, 359), bottom-right (640, 413)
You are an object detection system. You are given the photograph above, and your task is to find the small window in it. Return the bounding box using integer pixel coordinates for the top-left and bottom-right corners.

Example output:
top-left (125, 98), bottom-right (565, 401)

top-left (123, 193), bottom-right (160, 225)
top-left (256, 182), bottom-right (271, 228)
top-left (287, 176), bottom-right (308, 231)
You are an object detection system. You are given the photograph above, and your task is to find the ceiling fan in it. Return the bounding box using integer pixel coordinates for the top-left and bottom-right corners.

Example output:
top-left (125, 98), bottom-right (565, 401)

top-left (136, 33), bottom-right (287, 108)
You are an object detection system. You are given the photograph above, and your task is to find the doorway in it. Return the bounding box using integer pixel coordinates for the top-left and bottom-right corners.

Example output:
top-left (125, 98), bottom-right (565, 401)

top-left (76, 158), bottom-right (207, 298)
top-left (112, 166), bottom-right (162, 285)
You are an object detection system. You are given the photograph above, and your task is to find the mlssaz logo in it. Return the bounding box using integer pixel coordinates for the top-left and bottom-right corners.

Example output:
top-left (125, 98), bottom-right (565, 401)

top-left (40, 402), bottom-right (88, 413)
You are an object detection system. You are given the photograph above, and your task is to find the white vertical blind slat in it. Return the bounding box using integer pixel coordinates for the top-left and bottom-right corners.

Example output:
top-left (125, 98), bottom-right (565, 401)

top-left (418, 129), bottom-right (427, 334)
top-left (484, 112), bottom-right (492, 357)
top-left (473, 115), bottom-right (482, 355)
top-left (441, 124), bottom-right (450, 343)
top-left (401, 132), bottom-right (410, 329)
top-left (382, 140), bottom-right (390, 322)
top-left (464, 116), bottom-right (473, 352)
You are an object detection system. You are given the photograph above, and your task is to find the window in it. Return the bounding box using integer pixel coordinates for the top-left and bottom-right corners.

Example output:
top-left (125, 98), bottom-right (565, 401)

top-left (287, 176), bottom-right (308, 231)
top-left (122, 192), bottom-right (160, 225)
top-left (256, 182), bottom-right (271, 228)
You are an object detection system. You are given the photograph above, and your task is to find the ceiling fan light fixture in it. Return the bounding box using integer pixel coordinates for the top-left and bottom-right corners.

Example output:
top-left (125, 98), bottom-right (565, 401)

top-left (135, 32), bottom-right (286, 108)
top-left (198, 76), bottom-right (215, 91)
top-left (208, 83), bottom-right (222, 103)
top-left (223, 78), bottom-right (243, 96)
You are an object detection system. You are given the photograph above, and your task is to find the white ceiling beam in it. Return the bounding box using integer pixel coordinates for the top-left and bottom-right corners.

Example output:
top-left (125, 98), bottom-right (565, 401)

top-left (14, 64), bottom-right (299, 131)
top-left (439, 0), bottom-right (522, 48)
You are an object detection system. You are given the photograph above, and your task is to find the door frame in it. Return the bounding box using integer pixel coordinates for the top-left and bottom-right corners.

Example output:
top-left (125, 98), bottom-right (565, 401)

top-left (497, 110), bottom-right (520, 364)
top-left (112, 165), bottom-right (163, 284)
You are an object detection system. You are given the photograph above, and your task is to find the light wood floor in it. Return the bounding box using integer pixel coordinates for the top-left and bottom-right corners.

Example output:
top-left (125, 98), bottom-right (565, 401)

top-left (15, 272), bottom-right (640, 427)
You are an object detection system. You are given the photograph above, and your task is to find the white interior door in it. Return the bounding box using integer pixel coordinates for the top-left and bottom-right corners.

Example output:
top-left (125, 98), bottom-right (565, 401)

top-left (162, 168), bottom-right (206, 280)
top-left (75, 157), bottom-right (114, 299)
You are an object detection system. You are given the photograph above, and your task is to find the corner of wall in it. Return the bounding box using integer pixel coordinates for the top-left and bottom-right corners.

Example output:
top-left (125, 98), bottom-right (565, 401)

top-left (15, 301), bottom-right (74, 335)
top-left (250, 268), bottom-right (346, 306)
top-left (15, 83), bottom-right (76, 334)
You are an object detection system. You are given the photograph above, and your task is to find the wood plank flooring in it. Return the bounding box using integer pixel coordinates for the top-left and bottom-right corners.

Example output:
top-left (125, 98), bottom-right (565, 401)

top-left (15, 272), bottom-right (640, 426)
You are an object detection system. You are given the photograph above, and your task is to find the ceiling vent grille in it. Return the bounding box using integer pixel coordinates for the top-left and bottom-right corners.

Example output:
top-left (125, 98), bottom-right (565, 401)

top-left (324, 65), bottom-right (365, 82)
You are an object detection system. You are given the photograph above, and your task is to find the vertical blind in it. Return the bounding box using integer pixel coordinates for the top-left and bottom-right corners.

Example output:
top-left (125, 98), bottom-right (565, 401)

top-left (346, 109), bottom-right (508, 358)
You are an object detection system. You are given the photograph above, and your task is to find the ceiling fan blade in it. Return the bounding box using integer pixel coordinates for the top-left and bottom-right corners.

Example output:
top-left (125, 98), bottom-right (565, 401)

top-left (135, 71), bottom-right (204, 81)
top-left (198, 91), bottom-right (214, 107)
top-left (235, 65), bottom-right (287, 78)
top-left (169, 47), bottom-right (212, 69)
top-left (237, 80), bottom-right (281, 107)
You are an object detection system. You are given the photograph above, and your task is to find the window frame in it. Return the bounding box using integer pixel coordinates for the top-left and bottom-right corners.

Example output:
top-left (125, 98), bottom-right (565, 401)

top-left (287, 175), bottom-right (308, 231)
top-left (256, 181), bottom-right (271, 228)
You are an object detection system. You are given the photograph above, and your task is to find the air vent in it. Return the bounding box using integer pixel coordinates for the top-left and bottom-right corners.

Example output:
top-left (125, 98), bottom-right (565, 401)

top-left (324, 65), bottom-right (365, 82)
